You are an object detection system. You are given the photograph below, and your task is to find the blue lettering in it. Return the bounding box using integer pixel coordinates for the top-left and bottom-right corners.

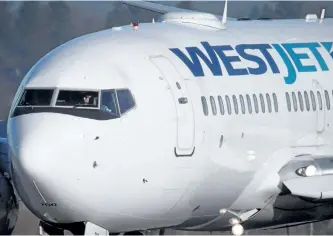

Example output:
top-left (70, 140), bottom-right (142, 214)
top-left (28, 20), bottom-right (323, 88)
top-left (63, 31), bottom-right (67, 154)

top-left (282, 43), bottom-right (316, 72)
top-left (169, 42), bottom-right (222, 77)
top-left (321, 42), bottom-right (333, 53)
top-left (169, 41), bottom-right (331, 84)
top-left (272, 44), bottom-right (297, 85)
top-left (321, 42), bottom-right (333, 59)
top-left (308, 43), bottom-right (328, 71)
top-left (257, 44), bottom-right (280, 74)
top-left (236, 44), bottom-right (268, 75)
top-left (213, 45), bottom-right (249, 76)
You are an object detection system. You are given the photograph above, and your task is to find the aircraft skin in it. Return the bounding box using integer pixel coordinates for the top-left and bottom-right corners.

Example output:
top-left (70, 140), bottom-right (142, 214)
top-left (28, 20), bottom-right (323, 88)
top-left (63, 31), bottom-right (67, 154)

top-left (6, 16), bottom-right (333, 234)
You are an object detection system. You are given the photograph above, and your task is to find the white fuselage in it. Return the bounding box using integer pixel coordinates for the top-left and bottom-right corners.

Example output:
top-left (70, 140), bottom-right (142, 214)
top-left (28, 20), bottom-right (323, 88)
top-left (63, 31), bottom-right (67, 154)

top-left (7, 19), bottom-right (333, 232)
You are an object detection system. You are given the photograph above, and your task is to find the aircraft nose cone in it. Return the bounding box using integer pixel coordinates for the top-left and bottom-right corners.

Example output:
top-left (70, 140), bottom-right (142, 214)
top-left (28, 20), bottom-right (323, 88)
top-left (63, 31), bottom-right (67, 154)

top-left (14, 138), bottom-right (48, 181)
top-left (10, 145), bottom-right (50, 222)
top-left (9, 118), bottom-right (54, 180)
top-left (8, 115), bottom-right (71, 222)
top-left (8, 114), bottom-right (80, 173)
top-left (8, 114), bottom-right (101, 223)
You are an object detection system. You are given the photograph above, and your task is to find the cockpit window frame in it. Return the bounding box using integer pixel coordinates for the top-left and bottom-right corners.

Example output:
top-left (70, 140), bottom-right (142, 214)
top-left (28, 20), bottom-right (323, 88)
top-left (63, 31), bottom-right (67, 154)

top-left (16, 87), bottom-right (56, 108)
top-left (54, 88), bottom-right (101, 110)
top-left (12, 86), bottom-right (137, 120)
top-left (100, 88), bottom-right (137, 117)
top-left (100, 89), bottom-right (120, 117)
top-left (116, 88), bottom-right (137, 116)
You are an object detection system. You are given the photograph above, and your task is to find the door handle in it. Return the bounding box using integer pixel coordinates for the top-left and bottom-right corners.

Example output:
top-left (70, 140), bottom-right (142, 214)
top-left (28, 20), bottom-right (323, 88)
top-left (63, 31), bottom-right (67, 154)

top-left (178, 97), bottom-right (188, 104)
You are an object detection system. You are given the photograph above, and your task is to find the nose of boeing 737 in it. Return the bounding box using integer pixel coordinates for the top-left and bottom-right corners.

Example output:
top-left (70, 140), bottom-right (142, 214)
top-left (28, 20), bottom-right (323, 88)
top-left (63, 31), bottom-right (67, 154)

top-left (8, 114), bottom-right (77, 222)
top-left (8, 112), bottom-right (163, 231)
top-left (8, 113), bottom-right (109, 223)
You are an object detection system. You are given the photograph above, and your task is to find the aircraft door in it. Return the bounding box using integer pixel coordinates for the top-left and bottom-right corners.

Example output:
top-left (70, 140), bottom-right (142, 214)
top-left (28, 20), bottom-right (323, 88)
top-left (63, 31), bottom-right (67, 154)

top-left (313, 79), bottom-right (326, 133)
top-left (150, 56), bottom-right (195, 157)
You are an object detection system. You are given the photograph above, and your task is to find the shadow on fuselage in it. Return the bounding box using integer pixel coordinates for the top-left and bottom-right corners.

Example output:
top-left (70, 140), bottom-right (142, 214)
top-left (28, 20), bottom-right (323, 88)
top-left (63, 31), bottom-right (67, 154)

top-left (0, 172), bottom-right (19, 235)
top-left (242, 193), bottom-right (333, 231)
top-left (0, 121), bottom-right (19, 234)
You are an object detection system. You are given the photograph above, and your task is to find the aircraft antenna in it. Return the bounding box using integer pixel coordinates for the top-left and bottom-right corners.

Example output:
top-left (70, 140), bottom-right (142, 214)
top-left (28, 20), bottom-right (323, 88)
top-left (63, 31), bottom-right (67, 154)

top-left (222, 0), bottom-right (228, 26)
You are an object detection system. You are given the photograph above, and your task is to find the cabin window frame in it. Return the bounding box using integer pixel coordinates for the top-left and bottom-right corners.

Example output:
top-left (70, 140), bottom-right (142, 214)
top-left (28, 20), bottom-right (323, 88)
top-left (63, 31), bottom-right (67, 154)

top-left (218, 95), bottom-right (225, 115)
top-left (292, 92), bottom-right (298, 112)
top-left (272, 93), bottom-right (278, 112)
top-left (246, 94), bottom-right (252, 114)
top-left (17, 87), bottom-right (55, 107)
top-left (266, 93), bottom-right (272, 113)
top-left (304, 91), bottom-right (310, 111)
top-left (286, 92), bottom-right (291, 112)
top-left (310, 91), bottom-right (317, 111)
top-left (210, 96), bottom-right (217, 116)
top-left (298, 91), bottom-right (304, 112)
top-left (201, 96), bottom-right (208, 116)
top-left (225, 95), bottom-right (232, 115)
top-left (253, 94), bottom-right (259, 114)
top-left (325, 90), bottom-right (330, 110)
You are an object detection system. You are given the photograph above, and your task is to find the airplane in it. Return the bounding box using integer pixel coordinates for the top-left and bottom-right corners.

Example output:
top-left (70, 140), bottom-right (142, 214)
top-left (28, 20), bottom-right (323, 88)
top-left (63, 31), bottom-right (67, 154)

top-left (0, 120), bottom-right (20, 234)
top-left (1, 0), bottom-right (333, 235)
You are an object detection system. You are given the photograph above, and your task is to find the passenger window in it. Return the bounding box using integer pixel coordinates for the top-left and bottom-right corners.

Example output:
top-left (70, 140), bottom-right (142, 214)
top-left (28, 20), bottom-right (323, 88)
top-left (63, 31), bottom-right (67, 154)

top-left (298, 91), bottom-right (304, 112)
top-left (201, 96), bottom-right (208, 116)
top-left (286, 92), bottom-right (291, 112)
top-left (19, 89), bottom-right (54, 106)
top-left (325, 90), bottom-right (330, 110)
top-left (246, 94), bottom-right (252, 114)
top-left (292, 92), bottom-right (298, 112)
top-left (253, 94), bottom-right (259, 114)
top-left (210, 96), bottom-right (217, 115)
top-left (259, 94), bottom-right (265, 113)
top-left (218, 96), bottom-right (225, 115)
top-left (317, 91), bottom-right (323, 111)
top-left (266, 93), bottom-right (272, 113)
top-left (310, 91), bottom-right (316, 111)
top-left (304, 91), bottom-right (310, 111)
top-left (272, 93), bottom-right (278, 112)
top-left (239, 95), bottom-right (245, 114)
top-left (232, 95), bottom-right (239, 114)
top-left (225, 96), bottom-right (232, 115)
top-left (116, 89), bottom-right (136, 114)
top-left (101, 90), bottom-right (119, 116)
top-left (56, 90), bottom-right (99, 108)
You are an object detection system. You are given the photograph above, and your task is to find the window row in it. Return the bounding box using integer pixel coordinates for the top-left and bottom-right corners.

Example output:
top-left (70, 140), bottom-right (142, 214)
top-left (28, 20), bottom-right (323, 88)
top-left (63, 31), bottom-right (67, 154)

top-left (17, 88), bottom-right (136, 116)
top-left (285, 90), bottom-right (332, 112)
top-left (201, 93), bottom-right (278, 116)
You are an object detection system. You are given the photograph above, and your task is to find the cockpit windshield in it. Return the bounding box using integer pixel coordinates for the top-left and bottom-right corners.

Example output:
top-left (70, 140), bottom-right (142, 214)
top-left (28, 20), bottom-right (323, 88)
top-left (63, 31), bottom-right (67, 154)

top-left (101, 90), bottom-right (119, 116)
top-left (56, 90), bottom-right (99, 108)
top-left (100, 89), bottom-right (136, 116)
top-left (12, 87), bottom-right (136, 120)
top-left (18, 89), bottom-right (53, 106)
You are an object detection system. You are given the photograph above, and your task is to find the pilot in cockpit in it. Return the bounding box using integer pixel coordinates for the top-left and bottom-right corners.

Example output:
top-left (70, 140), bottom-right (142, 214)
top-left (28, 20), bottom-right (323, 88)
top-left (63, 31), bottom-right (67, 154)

top-left (82, 94), bottom-right (98, 107)
top-left (83, 94), bottom-right (92, 105)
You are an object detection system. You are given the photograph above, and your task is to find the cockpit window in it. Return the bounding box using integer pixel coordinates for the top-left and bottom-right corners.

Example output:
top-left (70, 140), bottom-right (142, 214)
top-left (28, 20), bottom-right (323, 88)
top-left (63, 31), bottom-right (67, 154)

top-left (101, 89), bottom-right (135, 116)
top-left (56, 90), bottom-right (99, 108)
top-left (18, 89), bottom-right (53, 106)
top-left (101, 90), bottom-right (119, 116)
top-left (117, 89), bottom-right (135, 114)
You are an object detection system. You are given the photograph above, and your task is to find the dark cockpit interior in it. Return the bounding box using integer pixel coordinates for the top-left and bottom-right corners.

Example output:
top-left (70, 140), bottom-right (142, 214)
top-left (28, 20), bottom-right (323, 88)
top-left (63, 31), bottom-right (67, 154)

top-left (56, 90), bottom-right (99, 108)
top-left (18, 89), bottom-right (53, 106)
